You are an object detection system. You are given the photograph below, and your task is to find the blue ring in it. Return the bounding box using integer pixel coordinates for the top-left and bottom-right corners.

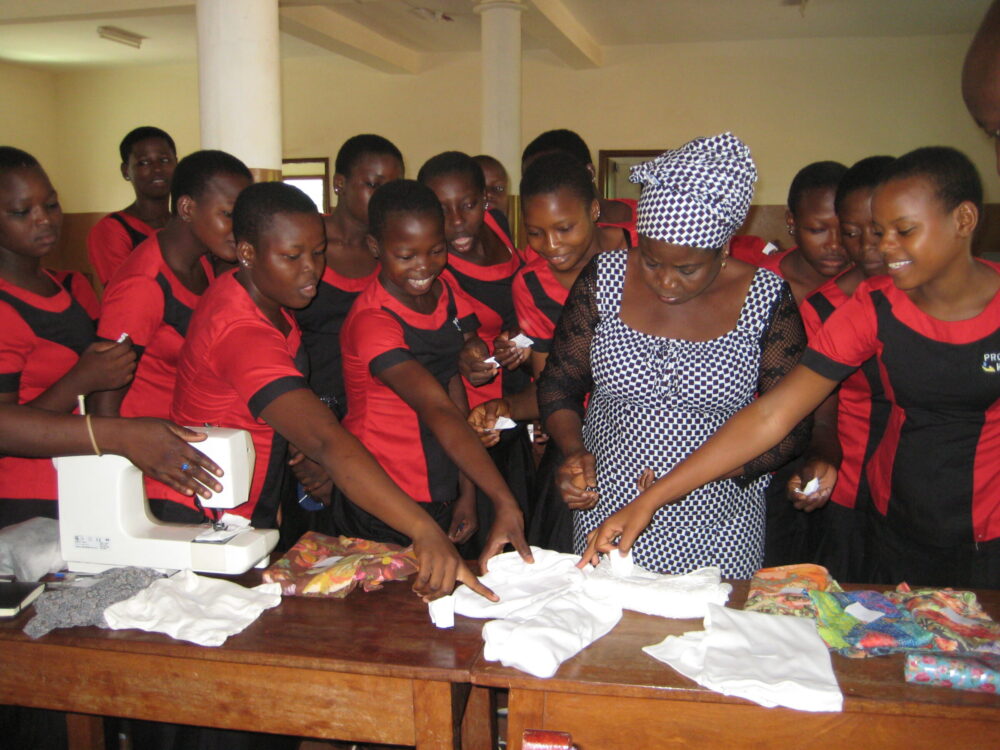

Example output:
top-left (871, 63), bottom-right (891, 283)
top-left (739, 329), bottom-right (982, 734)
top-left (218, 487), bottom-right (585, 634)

top-left (181, 463), bottom-right (191, 472)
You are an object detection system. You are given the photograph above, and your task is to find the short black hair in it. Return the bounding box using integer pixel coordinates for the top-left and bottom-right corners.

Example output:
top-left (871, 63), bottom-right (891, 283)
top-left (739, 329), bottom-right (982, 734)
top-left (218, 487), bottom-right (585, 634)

top-left (417, 151), bottom-right (485, 193)
top-left (232, 181), bottom-right (319, 247)
top-left (787, 160), bottom-right (848, 216)
top-left (367, 179), bottom-right (444, 242)
top-left (119, 126), bottom-right (176, 164)
top-left (473, 154), bottom-right (507, 176)
top-left (834, 155), bottom-right (895, 213)
top-left (0, 146), bottom-right (40, 174)
top-left (522, 129), bottom-right (592, 168)
top-left (880, 146), bottom-right (983, 216)
top-left (520, 151), bottom-right (596, 204)
top-left (335, 134), bottom-right (404, 177)
top-left (170, 150), bottom-right (252, 214)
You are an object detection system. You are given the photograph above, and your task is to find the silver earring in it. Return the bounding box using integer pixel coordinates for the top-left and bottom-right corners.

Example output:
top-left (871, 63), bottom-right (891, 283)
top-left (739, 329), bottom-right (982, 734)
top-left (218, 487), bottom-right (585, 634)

top-left (787, 226), bottom-right (794, 235)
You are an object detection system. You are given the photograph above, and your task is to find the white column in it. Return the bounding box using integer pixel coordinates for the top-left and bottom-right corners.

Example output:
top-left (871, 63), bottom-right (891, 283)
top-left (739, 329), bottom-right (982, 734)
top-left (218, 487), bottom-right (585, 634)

top-left (475, 0), bottom-right (524, 187)
top-left (196, 0), bottom-right (283, 181)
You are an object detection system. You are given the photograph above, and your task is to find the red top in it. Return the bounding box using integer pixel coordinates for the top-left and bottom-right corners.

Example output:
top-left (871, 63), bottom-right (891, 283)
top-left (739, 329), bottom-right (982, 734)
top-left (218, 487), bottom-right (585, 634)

top-left (446, 210), bottom-right (524, 407)
top-left (729, 234), bottom-right (791, 276)
top-left (801, 274), bottom-right (889, 511)
top-left (87, 212), bottom-right (156, 287)
top-left (169, 271), bottom-right (308, 524)
top-left (98, 235), bottom-right (215, 420)
top-left (512, 255), bottom-right (570, 353)
top-left (802, 263), bottom-right (1000, 545)
top-left (293, 261), bottom-right (379, 408)
top-left (0, 270), bottom-right (99, 501)
top-left (341, 274), bottom-right (478, 504)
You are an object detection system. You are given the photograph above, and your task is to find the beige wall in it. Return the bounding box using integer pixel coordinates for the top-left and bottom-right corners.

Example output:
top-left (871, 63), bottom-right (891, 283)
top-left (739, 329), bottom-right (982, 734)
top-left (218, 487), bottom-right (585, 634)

top-left (2, 31), bottom-right (996, 213)
top-left (0, 61), bottom-right (58, 175)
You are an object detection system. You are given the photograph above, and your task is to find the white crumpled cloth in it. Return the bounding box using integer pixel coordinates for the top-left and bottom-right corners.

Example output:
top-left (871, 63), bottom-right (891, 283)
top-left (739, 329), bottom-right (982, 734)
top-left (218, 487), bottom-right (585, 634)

top-left (643, 603), bottom-right (843, 712)
top-left (428, 547), bottom-right (732, 678)
top-left (103, 569), bottom-right (282, 647)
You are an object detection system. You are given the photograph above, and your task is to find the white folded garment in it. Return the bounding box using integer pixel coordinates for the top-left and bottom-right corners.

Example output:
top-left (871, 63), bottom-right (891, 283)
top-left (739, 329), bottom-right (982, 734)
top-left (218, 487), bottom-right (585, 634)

top-left (643, 603), bottom-right (843, 712)
top-left (103, 569), bottom-right (282, 647)
top-left (584, 551), bottom-right (732, 619)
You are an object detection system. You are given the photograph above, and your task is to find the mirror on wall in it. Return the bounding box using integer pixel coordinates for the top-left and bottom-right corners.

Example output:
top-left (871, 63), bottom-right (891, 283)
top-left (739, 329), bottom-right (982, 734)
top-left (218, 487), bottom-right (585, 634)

top-left (597, 150), bottom-right (662, 201)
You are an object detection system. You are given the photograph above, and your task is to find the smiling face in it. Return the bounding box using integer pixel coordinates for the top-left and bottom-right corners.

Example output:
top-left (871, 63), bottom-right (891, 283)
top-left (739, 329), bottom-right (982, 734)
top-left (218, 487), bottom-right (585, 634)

top-left (523, 188), bottom-right (600, 274)
top-left (334, 153), bottom-right (404, 226)
top-left (871, 175), bottom-right (975, 291)
top-left (240, 211), bottom-right (326, 311)
top-left (838, 187), bottom-right (885, 278)
top-left (0, 166), bottom-right (62, 261)
top-left (637, 236), bottom-right (726, 306)
top-left (788, 186), bottom-right (849, 277)
top-left (181, 172), bottom-right (252, 263)
top-left (371, 210), bottom-right (447, 304)
top-left (122, 136), bottom-right (176, 201)
top-left (424, 171), bottom-right (486, 256)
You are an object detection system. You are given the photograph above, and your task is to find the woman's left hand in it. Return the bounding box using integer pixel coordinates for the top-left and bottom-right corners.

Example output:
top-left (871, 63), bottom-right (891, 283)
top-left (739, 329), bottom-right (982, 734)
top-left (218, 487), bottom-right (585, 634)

top-left (448, 495), bottom-right (478, 544)
top-left (492, 329), bottom-right (531, 370)
top-left (577, 499), bottom-right (656, 569)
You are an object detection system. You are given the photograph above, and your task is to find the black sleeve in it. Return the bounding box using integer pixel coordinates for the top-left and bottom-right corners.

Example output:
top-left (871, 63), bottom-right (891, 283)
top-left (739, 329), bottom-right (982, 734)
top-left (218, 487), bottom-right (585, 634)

top-left (740, 281), bottom-right (812, 480)
top-left (537, 258), bottom-right (600, 424)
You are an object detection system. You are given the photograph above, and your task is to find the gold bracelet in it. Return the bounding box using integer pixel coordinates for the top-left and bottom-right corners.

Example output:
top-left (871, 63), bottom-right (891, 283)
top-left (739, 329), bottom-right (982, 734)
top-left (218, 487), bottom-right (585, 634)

top-left (85, 413), bottom-right (102, 457)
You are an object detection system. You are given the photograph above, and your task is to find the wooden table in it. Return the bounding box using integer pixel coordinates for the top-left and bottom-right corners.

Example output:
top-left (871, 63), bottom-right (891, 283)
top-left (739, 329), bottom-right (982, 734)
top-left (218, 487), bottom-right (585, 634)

top-left (0, 575), bottom-right (493, 750)
top-left (474, 582), bottom-right (1000, 750)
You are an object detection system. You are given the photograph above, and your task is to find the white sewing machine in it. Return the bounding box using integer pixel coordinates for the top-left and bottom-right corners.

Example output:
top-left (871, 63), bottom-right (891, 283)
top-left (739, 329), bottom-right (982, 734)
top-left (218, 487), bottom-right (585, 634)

top-left (55, 427), bottom-right (278, 575)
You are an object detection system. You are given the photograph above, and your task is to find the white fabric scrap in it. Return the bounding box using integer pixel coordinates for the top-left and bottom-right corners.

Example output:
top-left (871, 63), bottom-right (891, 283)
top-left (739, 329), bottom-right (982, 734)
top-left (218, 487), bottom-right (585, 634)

top-left (430, 548), bottom-right (733, 679)
top-left (643, 603), bottom-right (843, 712)
top-left (584, 550), bottom-right (731, 619)
top-left (103, 569), bottom-right (282, 647)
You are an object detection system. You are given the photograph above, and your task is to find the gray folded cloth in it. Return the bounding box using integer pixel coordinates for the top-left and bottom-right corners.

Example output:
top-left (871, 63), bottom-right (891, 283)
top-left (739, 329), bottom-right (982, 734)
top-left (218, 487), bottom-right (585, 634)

top-left (24, 566), bottom-right (162, 639)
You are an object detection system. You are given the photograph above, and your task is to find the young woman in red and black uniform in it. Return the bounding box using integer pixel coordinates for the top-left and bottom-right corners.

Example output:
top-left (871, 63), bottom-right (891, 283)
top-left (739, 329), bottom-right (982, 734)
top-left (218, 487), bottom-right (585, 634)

top-left (92, 151), bottom-right (252, 517)
top-left (469, 152), bottom-right (629, 551)
top-left (87, 126), bottom-right (177, 287)
top-left (169, 181), bottom-right (493, 604)
top-left (584, 146), bottom-right (1000, 590)
top-left (521, 128), bottom-right (638, 249)
top-left (418, 150), bottom-right (534, 555)
top-left (0, 147), bottom-right (135, 528)
top-left (789, 156), bottom-right (894, 581)
top-left (294, 134), bottom-right (403, 419)
top-left (339, 179), bottom-right (531, 573)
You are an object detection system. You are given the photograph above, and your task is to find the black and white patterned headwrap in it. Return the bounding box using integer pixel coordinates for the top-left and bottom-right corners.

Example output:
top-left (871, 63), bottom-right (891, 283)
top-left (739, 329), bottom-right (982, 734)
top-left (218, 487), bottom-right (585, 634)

top-left (630, 132), bottom-right (757, 250)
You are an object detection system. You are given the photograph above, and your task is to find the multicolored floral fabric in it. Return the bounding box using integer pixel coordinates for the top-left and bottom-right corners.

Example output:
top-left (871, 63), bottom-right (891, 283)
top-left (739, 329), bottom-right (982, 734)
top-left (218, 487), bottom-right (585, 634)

top-left (263, 532), bottom-right (418, 597)
top-left (905, 653), bottom-right (1000, 693)
top-left (809, 589), bottom-right (936, 658)
top-left (744, 563), bottom-right (843, 618)
top-left (886, 584), bottom-right (1000, 655)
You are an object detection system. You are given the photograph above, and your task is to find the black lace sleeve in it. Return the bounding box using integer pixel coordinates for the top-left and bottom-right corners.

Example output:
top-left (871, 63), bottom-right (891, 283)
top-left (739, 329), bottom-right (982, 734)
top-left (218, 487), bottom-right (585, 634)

top-left (740, 280), bottom-right (812, 480)
top-left (537, 258), bottom-right (600, 424)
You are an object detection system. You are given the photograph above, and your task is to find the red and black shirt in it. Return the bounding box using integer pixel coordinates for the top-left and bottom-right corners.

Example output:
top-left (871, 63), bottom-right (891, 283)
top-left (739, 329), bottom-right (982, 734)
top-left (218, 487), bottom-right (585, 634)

top-left (87, 211), bottom-right (155, 286)
top-left (341, 274), bottom-right (478, 504)
top-left (802, 265), bottom-right (1000, 546)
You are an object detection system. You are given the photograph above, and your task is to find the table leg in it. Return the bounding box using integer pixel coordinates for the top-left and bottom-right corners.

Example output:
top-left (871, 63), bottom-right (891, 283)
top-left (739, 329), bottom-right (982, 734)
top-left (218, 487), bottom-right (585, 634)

top-left (460, 685), bottom-right (496, 750)
top-left (413, 679), bottom-right (460, 750)
top-left (505, 690), bottom-right (545, 750)
top-left (66, 712), bottom-right (104, 750)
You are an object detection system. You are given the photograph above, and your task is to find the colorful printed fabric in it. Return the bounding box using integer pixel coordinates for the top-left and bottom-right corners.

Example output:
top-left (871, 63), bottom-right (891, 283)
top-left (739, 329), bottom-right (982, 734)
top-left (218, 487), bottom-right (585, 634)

top-left (904, 652), bottom-right (1000, 693)
top-left (886, 583), bottom-right (1000, 655)
top-left (809, 589), bottom-right (936, 658)
top-left (263, 532), bottom-right (418, 597)
top-left (744, 564), bottom-right (843, 618)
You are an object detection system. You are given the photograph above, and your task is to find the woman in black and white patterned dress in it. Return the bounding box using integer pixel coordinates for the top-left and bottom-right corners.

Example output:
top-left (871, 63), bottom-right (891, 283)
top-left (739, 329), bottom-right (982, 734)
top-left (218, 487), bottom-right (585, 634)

top-left (538, 133), bottom-right (809, 577)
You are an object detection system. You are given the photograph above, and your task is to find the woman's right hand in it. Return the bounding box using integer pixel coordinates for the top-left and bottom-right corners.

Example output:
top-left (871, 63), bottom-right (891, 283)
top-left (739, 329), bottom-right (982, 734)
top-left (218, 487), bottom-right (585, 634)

top-left (409, 523), bottom-right (498, 602)
top-left (467, 398), bottom-right (512, 448)
top-left (577, 498), bottom-right (656, 568)
top-left (787, 459), bottom-right (837, 512)
top-left (557, 450), bottom-right (599, 510)
top-left (72, 338), bottom-right (137, 393)
top-left (100, 418), bottom-right (224, 499)
top-left (458, 335), bottom-right (498, 387)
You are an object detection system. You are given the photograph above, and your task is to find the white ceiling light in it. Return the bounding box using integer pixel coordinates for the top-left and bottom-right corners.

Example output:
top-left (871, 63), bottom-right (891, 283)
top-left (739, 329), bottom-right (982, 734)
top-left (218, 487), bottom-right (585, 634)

top-left (97, 25), bottom-right (146, 49)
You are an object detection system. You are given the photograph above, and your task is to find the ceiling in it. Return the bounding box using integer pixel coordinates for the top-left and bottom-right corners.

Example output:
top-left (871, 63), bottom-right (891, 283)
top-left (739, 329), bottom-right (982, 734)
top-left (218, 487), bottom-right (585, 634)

top-left (0, 0), bottom-right (991, 72)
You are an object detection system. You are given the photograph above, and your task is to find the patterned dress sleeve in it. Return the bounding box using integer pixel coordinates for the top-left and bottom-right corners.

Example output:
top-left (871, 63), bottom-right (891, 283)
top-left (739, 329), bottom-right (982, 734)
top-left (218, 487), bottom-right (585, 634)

top-left (537, 258), bottom-right (599, 423)
top-left (741, 281), bottom-right (812, 479)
